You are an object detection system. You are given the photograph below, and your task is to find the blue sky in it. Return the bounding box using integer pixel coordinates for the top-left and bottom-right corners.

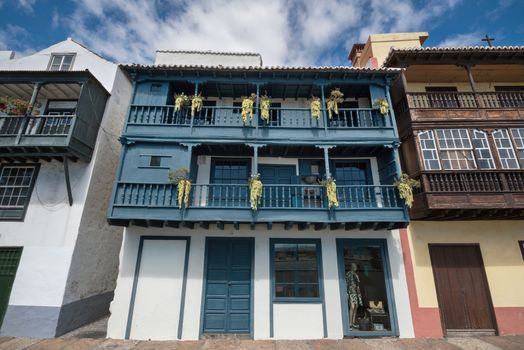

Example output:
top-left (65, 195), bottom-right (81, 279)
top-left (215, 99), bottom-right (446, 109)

top-left (0, 0), bottom-right (523, 66)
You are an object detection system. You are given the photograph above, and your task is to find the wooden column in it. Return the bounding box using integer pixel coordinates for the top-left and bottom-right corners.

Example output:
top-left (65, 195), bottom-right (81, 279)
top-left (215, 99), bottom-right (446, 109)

top-left (254, 83), bottom-right (260, 130)
top-left (464, 65), bottom-right (481, 108)
top-left (16, 82), bottom-right (41, 144)
top-left (252, 145), bottom-right (259, 175)
top-left (190, 81), bottom-right (199, 132)
top-left (322, 146), bottom-right (331, 178)
top-left (320, 84), bottom-right (328, 134)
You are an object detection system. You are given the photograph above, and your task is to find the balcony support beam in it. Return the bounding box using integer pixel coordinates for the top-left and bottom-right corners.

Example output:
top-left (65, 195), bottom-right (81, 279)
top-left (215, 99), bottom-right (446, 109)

top-left (189, 81), bottom-right (199, 133)
top-left (463, 65), bottom-right (482, 108)
top-left (63, 156), bottom-right (73, 206)
top-left (322, 146), bottom-right (332, 178)
top-left (255, 83), bottom-right (260, 131)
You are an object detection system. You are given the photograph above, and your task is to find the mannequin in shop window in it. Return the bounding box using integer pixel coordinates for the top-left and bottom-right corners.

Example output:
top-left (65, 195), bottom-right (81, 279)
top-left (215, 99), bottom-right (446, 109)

top-left (346, 262), bottom-right (363, 328)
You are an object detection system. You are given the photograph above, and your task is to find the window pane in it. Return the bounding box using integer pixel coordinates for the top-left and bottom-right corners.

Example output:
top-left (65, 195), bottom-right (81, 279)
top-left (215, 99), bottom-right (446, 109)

top-left (511, 128), bottom-right (524, 167)
top-left (418, 130), bottom-right (441, 170)
top-left (471, 130), bottom-right (495, 169)
top-left (273, 241), bottom-right (320, 299)
top-left (493, 129), bottom-right (520, 169)
top-left (149, 156), bottom-right (161, 167)
top-left (0, 166), bottom-right (37, 215)
top-left (435, 129), bottom-right (476, 169)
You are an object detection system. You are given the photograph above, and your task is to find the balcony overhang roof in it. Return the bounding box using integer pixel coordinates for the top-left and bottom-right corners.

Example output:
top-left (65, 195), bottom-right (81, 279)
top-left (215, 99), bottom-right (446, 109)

top-left (120, 63), bottom-right (401, 82)
top-left (383, 46), bottom-right (524, 67)
top-left (0, 70), bottom-right (109, 95)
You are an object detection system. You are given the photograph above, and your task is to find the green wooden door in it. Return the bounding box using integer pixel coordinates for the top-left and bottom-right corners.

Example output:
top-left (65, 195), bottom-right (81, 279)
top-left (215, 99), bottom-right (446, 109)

top-left (0, 248), bottom-right (22, 326)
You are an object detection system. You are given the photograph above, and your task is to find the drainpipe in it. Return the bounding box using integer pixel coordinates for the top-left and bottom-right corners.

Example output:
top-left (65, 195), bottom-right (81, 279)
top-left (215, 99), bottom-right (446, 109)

top-left (322, 146), bottom-right (331, 178)
top-left (63, 156), bottom-right (73, 206)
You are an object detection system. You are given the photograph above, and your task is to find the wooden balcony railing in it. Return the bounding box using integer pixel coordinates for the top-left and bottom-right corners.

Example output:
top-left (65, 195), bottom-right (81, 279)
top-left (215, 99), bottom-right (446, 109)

top-left (420, 170), bottom-right (524, 193)
top-left (113, 183), bottom-right (403, 210)
top-left (406, 91), bottom-right (524, 109)
top-left (127, 105), bottom-right (391, 129)
top-left (0, 115), bottom-right (74, 136)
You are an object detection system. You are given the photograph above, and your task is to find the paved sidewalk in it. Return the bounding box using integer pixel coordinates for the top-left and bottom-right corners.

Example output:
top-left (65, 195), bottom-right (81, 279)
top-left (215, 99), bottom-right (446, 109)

top-left (0, 336), bottom-right (523, 350)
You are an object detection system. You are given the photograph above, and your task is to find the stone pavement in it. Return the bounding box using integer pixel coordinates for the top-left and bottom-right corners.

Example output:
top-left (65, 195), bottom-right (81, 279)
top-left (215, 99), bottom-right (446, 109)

top-left (0, 336), bottom-right (523, 350)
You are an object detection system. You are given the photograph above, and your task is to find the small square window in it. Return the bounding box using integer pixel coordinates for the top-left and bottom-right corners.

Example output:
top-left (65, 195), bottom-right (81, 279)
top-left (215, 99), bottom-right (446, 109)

top-left (149, 156), bottom-right (162, 167)
top-left (150, 84), bottom-right (162, 92)
top-left (48, 54), bottom-right (76, 71)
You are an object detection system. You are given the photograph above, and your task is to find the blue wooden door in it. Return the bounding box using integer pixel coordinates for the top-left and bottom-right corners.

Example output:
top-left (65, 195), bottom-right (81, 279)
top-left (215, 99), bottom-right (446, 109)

top-left (203, 238), bottom-right (253, 334)
top-left (259, 165), bottom-right (297, 208)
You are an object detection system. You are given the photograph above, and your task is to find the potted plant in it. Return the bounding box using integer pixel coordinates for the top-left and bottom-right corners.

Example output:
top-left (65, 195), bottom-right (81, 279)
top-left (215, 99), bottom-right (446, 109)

top-left (310, 96), bottom-right (321, 120)
top-left (168, 167), bottom-right (192, 209)
top-left (174, 93), bottom-right (188, 113)
top-left (260, 94), bottom-right (271, 124)
top-left (249, 174), bottom-right (263, 210)
top-left (374, 98), bottom-right (389, 115)
top-left (241, 93), bottom-right (257, 125)
top-left (191, 93), bottom-right (203, 117)
top-left (394, 173), bottom-right (420, 208)
top-left (321, 177), bottom-right (339, 209)
top-left (326, 88), bottom-right (344, 119)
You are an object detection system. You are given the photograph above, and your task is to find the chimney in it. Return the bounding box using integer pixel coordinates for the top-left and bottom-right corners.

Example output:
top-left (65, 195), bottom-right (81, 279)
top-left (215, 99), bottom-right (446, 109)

top-left (349, 32), bottom-right (428, 68)
top-left (0, 51), bottom-right (15, 61)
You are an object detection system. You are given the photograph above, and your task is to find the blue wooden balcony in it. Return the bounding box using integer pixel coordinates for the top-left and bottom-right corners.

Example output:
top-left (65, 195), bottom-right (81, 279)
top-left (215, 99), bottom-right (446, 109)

top-left (108, 182), bottom-right (408, 230)
top-left (125, 105), bottom-right (397, 144)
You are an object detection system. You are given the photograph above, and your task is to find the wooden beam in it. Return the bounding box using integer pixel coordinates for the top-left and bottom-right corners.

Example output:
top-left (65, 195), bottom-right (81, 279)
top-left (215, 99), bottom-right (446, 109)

top-left (314, 223), bottom-right (327, 231)
top-left (234, 222), bottom-right (240, 230)
top-left (217, 221), bottom-right (225, 230)
top-left (284, 222), bottom-right (294, 230)
top-left (200, 222), bottom-right (210, 230)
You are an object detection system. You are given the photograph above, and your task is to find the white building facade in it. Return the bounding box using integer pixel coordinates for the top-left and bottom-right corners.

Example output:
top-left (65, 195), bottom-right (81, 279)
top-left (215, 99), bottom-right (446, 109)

top-left (0, 39), bottom-right (132, 337)
top-left (106, 51), bottom-right (414, 340)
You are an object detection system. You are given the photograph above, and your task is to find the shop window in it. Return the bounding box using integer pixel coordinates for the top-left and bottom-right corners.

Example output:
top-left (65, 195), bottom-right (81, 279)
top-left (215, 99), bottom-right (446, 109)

top-left (339, 240), bottom-right (395, 334)
top-left (0, 165), bottom-right (39, 220)
top-left (271, 239), bottom-right (322, 300)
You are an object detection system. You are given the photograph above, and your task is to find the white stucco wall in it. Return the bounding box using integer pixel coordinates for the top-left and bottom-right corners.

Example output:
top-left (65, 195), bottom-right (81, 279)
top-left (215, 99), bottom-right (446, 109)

top-left (107, 226), bottom-right (414, 340)
top-left (0, 38), bottom-right (117, 92)
top-left (155, 51), bottom-right (262, 67)
top-left (62, 68), bottom-right (132, 304)
top-left (0, 39), bottom-right (128, 316)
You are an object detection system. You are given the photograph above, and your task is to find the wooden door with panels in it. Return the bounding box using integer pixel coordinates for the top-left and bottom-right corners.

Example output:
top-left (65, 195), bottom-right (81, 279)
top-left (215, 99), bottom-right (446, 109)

top-left (429, 244), bottom-right (497, 336)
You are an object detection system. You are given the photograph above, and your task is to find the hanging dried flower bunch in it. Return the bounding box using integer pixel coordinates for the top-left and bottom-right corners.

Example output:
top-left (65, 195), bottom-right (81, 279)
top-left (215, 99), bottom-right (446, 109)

top-left (191, 93), bottom-right (203, 117)
top-left (0, 96), bottom-right (30, 115)
top-left (326, 88), bottom-right (344, 119)
top-left (168, 167), bottom-right (192, 209)
top-left (374, 98), bottom-right (389, 115)
top-left (310, 96), bottom-right (321, 120)
top-left (321, 177), bottom-right (339, 209)
top-left (260, 94), bottom-right (271, 124)
top-left (174, 93), bottom-right (188, 112)
top-left (394, 173), bottom-right (421, 208)
top-left (241, 93), bottom-right (257, 125)
top-left (249, 173), bottom-right (263, 210)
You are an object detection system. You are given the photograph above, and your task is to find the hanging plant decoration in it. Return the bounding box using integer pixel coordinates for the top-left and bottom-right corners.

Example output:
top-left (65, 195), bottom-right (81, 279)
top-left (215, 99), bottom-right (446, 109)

top-left (374, 98), bottom-right (389, 115)
top-left (394, 173), bottom-right (421, 208)
top-left (168, 167), bottom-right (192, 209)
top-left (0, 96), bottom-right (30, 115)
top-left (174, 93), bottom-right (188, 113)
top-left (241, 93), bottom-right (257, 125)
top-left (249, 173), bottom-right (263, 210)
top-left (326, 88), bottom-right (344, 119)
top-left (310, 96), bottom-right (321, 120)
top-left (260, 94), bottom-right (271, 124)
top-left (321, 177), bottom-right (339, 209)
top-left (191, 94), bottom-right (203, 117)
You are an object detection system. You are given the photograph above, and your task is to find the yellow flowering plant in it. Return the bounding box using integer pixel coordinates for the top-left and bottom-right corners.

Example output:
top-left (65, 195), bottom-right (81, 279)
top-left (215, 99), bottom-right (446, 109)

top-left (394, 173), bottom-right (421, 208)
top-left (174, 93), bottom-right (188, 112)
top-left (326, 88), bottom-right (344, 119)
top-left (191, 94), bottom-right (203, 117)
top-left (241, 93), bottom-right (257, 125)
top-left (374, 98), bottom-right (389, 115)
top-left (168, 167), bottom-right (192, 209)
top-left (310, 97), bottom-right (321, 120)
top-left (321, 177), bottom-right (339, 209)
top-left (249, 174), bottom-right (263, 210)
top-left (260, 95), bottom-right (271, 124)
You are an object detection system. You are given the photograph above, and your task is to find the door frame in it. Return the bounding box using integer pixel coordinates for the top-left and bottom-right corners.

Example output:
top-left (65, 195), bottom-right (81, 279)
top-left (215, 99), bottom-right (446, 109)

top-left (336, 238), bottom-right (399, 337)
top-left (428, 243), bottom-right (499, 336)
top-left (125, 236), bottom-right (191, 340)
top-left (200, 237), bottom-right (255, 337)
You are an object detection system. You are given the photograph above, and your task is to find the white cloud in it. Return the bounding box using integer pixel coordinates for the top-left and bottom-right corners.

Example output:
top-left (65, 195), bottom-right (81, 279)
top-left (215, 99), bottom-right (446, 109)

top-left (65, 0), bottom-right (461, 66)
top-left (17, 0), bottom-right (36, 12)
top-left (438, 32), bottom-right (482, 47)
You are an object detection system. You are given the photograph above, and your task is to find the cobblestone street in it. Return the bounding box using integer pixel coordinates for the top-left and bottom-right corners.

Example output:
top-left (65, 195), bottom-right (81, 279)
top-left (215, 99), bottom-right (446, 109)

top-left (0, 336), bottom-right (522, 350)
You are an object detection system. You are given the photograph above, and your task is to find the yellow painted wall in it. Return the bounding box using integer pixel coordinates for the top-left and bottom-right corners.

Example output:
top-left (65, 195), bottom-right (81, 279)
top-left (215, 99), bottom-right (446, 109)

top-left (358, 32), bottom-right (428, 68)
top-left (408, 221), bottom-right (524, 308)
